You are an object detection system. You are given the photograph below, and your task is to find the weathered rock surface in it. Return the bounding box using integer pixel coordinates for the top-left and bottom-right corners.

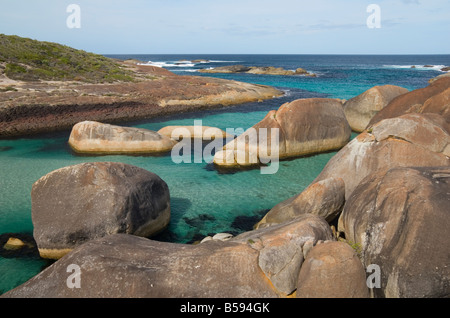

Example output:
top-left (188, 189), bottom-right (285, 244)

top-left (199, 65), bottom-right (316, 76)
top-left (213, 98), bottom-right (351, 167)
top-left (68, 121), bottom-right (177, 154)
top-left (232, 214), bottom-right (334, 295)
top-left (296, 241), bottom-right (369, 298)
top-left (368, 77), bottom-right (450, 126)
top-left (31, 162), bottom-right (171, 259)
top-left (343, 85), bottom-right (409, 132)
top-left (157, 125), bottom-right (233, 141)
top-left (255, 177), bottom-right (345, 229)
top-left (339, 166), bottom-right (450, 298)
top-left (3, 214), bottom-right (333, 298)
top-left (313, 113), bottom-right (450, 199)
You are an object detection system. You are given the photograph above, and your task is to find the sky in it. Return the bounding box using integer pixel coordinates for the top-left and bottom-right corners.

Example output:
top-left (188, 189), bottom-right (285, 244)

top-left (0, 0), bottom-right (449, 55)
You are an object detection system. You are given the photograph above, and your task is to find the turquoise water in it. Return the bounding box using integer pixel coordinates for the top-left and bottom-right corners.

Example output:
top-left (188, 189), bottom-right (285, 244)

top-left (0, 104), bottom-right (336, 293)
top-left (1, 54), bottom-right (448, 294)
top-left (0, 107), bottom-right (335, 241)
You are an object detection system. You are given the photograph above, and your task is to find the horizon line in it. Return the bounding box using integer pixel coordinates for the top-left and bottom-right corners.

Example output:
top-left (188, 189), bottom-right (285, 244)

top-left (102, 53), bottom-right (450, 56)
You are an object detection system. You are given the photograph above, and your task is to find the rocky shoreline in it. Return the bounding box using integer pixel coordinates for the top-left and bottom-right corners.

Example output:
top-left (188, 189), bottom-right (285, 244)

top-left (0, 61), bottom-right (283, 137)
top-left (1, 74), bottom-right (449, 298)
top-left (199, 64), bottom-right (316, 77)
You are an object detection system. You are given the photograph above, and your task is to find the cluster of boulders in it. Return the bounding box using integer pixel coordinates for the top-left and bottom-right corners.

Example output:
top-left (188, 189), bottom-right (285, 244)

top-left (2, 75), bottom-right (449, 298)
top-left (68, 121), bottom-right (232, 155)
top-left (199, 65), bottom-right (316, 77)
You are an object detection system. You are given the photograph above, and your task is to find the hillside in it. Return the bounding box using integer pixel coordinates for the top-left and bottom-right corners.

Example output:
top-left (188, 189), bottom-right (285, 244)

top-left (0, 35), bottom-right (283, 137)
top-left (0, 34), bottom-right (135, 83)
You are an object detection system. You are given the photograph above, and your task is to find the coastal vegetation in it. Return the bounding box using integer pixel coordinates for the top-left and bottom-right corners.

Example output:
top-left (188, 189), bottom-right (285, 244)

top-left (0, 34), bottom-right (135, 82)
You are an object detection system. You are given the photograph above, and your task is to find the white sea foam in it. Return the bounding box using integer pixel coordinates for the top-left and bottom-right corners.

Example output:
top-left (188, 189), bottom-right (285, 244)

top-left (384, 64), bottom-right (447, 72)
top-left (138, 60), bottom-right (243, 68)
top-left (138, 61), bottom-right (196, 68)
top-left (209, 60), bottom-right (242, 63)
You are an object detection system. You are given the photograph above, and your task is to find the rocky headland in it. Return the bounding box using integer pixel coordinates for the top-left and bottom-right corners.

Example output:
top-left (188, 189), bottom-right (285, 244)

top-left (0, 35), bottom-right (283, 137)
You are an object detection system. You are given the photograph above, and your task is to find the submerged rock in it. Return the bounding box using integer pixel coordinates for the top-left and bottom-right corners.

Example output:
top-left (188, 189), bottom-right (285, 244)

top-left (31, 162), bottom-right (171, 259)
top-left (3, 237), bottom-right (25, 250)
top-left (69, 121), bottom-right (177, 155)
top-left (340, 166), bottom-right (450, 298)
top-left (0, 233), bottom-right (39, 258)
top-left (343, 85), bottom-right (409, 132)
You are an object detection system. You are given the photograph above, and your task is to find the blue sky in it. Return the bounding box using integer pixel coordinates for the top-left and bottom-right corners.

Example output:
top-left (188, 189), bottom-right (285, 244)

top-left (0, 0), bottom-right (449, 54)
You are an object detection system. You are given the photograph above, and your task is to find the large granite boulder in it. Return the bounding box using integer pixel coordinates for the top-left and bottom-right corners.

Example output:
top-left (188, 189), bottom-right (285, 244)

top-left (255, 177), bottom-right (345, 229)
top-left (339, 166), bottom-right (450, 298)
top-left (296, 241), bottom-right (369, 298)
top-left (313, 113), bottom-right (450, 199)
top-left (232, 214), bottom-right (334, 295)
top-left (31, 162), bottom-right (171, 259)
top-left (157, 125), bottom-right (233, 140)
top-left (68, 121), bottom-right (177, 155)
top-left (343, 85), bottom-right (409, 132)
top-left (368, 77), bottom-right (450, 127)
top-left (3, 214), bottom-right (333, 298)
top-left (213, 98), bottom-right (351, 168)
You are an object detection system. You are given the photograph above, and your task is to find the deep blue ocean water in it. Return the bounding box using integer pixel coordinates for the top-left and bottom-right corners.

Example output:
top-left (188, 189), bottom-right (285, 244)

top-left (0, 54), bottom-right (449, 294)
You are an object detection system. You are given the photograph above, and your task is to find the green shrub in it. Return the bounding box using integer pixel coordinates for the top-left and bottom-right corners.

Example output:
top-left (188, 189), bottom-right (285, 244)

top-left (0, 33), bottom-right (136, 83)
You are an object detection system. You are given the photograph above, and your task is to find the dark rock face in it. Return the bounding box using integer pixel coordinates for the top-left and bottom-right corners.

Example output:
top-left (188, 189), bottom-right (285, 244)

top-left (31, 162), bottom-right (171, 259)
top-left (2, 214), bottom-right (333, 298)
top-left (339, 166), bottom-right (450, 298)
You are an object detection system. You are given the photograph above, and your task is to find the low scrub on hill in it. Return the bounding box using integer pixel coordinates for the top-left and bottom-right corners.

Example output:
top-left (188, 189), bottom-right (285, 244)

top-left (0, 34), bottom-right (135, 83)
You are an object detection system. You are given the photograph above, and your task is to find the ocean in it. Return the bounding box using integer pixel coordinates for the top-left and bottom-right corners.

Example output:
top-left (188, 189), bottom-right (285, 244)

top-left (0, 54), bottom-right (449, 294)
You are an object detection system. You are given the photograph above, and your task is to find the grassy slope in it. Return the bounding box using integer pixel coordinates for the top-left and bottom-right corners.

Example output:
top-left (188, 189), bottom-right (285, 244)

top-left (0, 34), bottom-right (135, 83)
